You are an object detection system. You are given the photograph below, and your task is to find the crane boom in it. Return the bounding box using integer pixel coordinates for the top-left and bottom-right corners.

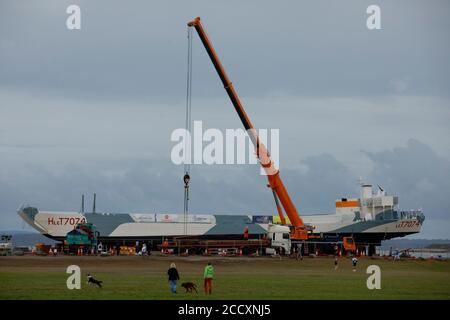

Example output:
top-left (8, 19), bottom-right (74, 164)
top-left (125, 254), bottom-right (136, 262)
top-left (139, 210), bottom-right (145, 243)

top-left (187, 17), bottom-right (308, 240)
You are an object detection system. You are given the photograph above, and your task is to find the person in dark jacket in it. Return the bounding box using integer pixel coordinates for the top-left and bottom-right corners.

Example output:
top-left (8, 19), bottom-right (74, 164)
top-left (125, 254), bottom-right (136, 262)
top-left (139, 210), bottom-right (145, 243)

top-left (167, 262), bottom-right (180, 293)
top-left (352, 257), bottom-right (358, 272)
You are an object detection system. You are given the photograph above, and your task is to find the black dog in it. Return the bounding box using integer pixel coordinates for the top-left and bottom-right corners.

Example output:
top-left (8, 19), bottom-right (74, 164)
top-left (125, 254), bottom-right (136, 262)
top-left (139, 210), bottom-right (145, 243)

top-left (181, 282), bottom-right (197, 293)
top-left (87, 274), bottom-right (103, 288)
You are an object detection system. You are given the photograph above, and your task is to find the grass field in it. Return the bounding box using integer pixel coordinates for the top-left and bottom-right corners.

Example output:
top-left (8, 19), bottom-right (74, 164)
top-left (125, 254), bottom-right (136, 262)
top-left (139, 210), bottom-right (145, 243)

top-left (0, 255), bottom-right (449, 299)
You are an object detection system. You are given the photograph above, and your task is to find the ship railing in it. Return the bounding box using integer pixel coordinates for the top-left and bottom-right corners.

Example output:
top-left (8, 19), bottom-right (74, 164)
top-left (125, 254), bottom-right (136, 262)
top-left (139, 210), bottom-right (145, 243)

top-left (397, 210), bottom-right (424, 220)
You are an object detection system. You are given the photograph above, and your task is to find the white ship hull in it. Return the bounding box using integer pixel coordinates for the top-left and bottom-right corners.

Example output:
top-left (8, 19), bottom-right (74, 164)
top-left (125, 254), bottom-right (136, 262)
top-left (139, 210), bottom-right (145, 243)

top-left (17, 183), bottom-right (424, 245)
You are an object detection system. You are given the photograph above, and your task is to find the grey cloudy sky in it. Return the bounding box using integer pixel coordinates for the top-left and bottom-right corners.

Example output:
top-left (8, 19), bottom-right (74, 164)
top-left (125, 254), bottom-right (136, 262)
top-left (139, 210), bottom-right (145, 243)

top-left (1, 0), bottom-right (449, 238)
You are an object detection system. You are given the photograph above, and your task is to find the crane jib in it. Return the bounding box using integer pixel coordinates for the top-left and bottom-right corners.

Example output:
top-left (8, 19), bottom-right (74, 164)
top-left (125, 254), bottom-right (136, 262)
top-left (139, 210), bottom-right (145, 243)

top-left (187, 17), bottom-right (308, 240)
top-left (192, 27), bottom-right (252, 132)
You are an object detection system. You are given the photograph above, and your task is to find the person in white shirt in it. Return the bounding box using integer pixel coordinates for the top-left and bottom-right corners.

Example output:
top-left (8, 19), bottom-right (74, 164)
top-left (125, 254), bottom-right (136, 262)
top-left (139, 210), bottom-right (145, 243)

top-left (352, 257), bottom-right (358, 271)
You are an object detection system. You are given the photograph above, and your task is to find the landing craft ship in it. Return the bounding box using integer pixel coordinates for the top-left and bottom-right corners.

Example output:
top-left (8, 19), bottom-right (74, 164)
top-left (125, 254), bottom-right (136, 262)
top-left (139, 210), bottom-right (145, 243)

top-left (17, 183), bottom-right (424, 255)
top-left (17, 17), bottom-right (425, 255)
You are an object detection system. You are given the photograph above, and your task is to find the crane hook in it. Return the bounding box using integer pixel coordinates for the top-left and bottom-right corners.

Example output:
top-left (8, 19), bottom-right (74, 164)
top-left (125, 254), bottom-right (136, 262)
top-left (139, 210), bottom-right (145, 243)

top-left (183, 173), bottom-right (190, 187)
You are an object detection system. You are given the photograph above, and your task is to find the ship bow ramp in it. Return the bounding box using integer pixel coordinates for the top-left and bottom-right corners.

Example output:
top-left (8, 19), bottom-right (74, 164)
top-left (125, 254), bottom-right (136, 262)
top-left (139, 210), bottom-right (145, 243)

top-left (17, 206), bottom-right (46, 234)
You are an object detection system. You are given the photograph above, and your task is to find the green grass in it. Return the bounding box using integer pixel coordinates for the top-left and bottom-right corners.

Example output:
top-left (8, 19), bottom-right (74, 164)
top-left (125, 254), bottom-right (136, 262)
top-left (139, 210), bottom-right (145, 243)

top-left (0, 256), bottom-right (449, 299)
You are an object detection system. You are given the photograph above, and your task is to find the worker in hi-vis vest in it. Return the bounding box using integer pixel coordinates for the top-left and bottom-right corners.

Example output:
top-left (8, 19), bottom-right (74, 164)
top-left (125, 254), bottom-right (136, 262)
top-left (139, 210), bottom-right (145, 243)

top-left (203, 262), bottom-right (214, 294)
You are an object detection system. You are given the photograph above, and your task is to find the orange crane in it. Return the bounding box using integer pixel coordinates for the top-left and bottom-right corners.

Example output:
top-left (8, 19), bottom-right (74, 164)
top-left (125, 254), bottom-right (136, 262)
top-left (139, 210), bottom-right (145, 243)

top-left (187, 17), bottom-right (308, 240)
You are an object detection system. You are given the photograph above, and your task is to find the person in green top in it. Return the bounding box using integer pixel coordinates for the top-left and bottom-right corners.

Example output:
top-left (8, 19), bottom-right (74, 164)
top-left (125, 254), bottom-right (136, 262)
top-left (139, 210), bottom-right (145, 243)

top-left (203, 262), bottom-right (214, 294)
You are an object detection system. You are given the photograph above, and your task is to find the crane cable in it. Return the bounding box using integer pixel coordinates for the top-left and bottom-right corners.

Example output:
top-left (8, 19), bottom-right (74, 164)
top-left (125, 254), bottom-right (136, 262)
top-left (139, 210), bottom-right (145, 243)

top-left (183, 27), bottom-right (193, 236)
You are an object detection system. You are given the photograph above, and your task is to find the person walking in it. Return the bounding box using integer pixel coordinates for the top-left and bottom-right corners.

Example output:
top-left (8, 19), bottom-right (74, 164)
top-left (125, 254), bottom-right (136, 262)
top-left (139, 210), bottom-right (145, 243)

top-left (297, 243), bottom-right (303, 260)
top-left (203, 262), bottom-right (214, 294)
top-left (167, 262), bottom-right (180, 294)
top-left (334, 256), bottom-right (339, 270)
top-left (243, 225), bottom-right (249, 240)
top-left (352, 256), bottom-right (358, 272)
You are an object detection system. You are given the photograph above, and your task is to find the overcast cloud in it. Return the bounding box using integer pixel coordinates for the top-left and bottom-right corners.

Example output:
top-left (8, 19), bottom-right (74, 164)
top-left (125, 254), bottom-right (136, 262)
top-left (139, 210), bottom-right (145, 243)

top-left (1, 0), bottom-right (449, 238)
